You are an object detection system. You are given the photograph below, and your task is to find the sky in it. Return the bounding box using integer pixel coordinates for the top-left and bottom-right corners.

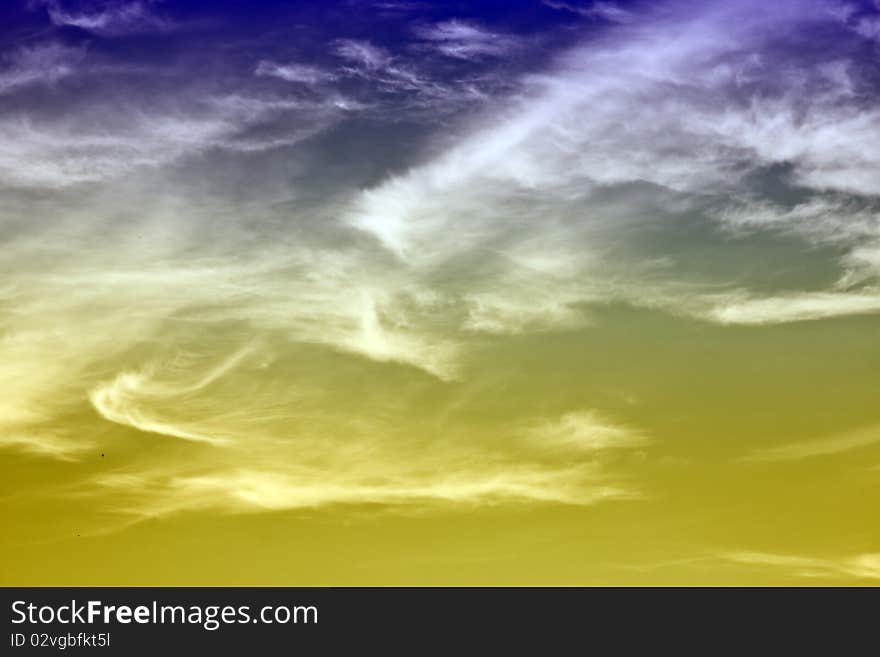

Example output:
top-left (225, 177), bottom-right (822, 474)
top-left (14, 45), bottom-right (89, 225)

top-left (1, 0), bottom-right (880, 585)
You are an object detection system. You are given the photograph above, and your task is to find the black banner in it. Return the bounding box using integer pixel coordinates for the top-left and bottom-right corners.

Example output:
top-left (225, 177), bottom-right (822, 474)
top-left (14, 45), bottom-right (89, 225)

top-left (1, 587), bottom-right (876, 653)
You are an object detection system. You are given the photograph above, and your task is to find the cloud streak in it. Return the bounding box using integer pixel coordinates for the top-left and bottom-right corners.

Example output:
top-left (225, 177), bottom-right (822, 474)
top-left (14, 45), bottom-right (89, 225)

top-left (0, 43), bottom-right (84, 94)
top-left (723, 551), bottom-right (880, 581)
top-left (39, 0), bottom-right (174, 36)
top-left (414, 20), bottom-right (521, 59)
top-left (743, 424), bottom-right (880, 461)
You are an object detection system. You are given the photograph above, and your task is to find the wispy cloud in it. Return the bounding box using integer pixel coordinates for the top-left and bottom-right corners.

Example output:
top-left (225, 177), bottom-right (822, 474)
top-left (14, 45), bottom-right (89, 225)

top-left (743, 424), bottom-right (880, 461)
top-left (702, 291), bottom-right (880, 325)
top-left (723, 551), bottom-right (880, 580)
top-left (252, 38), bottom-right (503, 119)
top-left (334, 39), bottom-right (394, 71)
top-left (414, 20), bottom-right (521, 59)
top-left (332, 39), bottom-right (428, 92)
top-left (0, 432), bottom-right (93, 461)
top-left (88, 347), bottom-right (257, 445)
top-left (64, 404), bottom-right (649, 518)
top-left (542, 1), bottom-right (633, 23)
top-left (0, 89), bottom-right (352, 187)
top-left (255, 60), bottom-right (336, 85)
top-left (0, 43), bottom-right (85, 95)
top-left (93, 465), bottom-right (626, 517)
top-left (39, 0), bottom-right (173, 36)
top-left (522, 410), bottom-right (648, 452)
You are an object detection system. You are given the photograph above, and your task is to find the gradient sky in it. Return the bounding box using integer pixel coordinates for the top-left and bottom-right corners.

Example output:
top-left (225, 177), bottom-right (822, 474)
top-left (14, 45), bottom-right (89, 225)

top-left (2, 0), bottom-right (880, 585)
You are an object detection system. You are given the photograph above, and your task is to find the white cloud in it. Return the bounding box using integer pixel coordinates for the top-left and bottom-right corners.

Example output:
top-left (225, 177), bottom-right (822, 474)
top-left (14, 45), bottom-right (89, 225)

top-left (703, 290), bottom-right (880, 324)
top-left (0, 432), bottom-right (92, 461)
top-left (543, 1), bottom-right (633, 22)
top-left (853, 15), bottom-right (880, 40)
top-left (724, 551), bottom-right (880, 580)
top-left (153, 466), bottom-right (621, 511)
top-left (88, 347), bottom-right (256, 445)
top-left (414, 20), bottom-right (521, 59)
top-left (0, 90), bottom-right (350, 187)
top-left (742, 424), bottom-right (880, 461)
top-left (707, 97), bottom-right (880, 197)
top-left (0, 115), bottom-right (228, 188)
top-left (331, 39), bottom-right (440, 96)
top-left (84, 406), bottom-right (649, 516)
top-left (0, 43), bottom-right (84, 95)
top-left (335, 289), bottom-right (460, 380)
top-left (334, 39), bottom-right (394, 70)
top-left (462, 291), bottom-right (584, 335)
top-left (41, 0), bottom-right (173, 36)
top-left (523, 411), bottom-right (648, 452)
top-left (255, 61), bottom-right (336, 85)
top-left (713, 198), bottom-right (880, 242)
